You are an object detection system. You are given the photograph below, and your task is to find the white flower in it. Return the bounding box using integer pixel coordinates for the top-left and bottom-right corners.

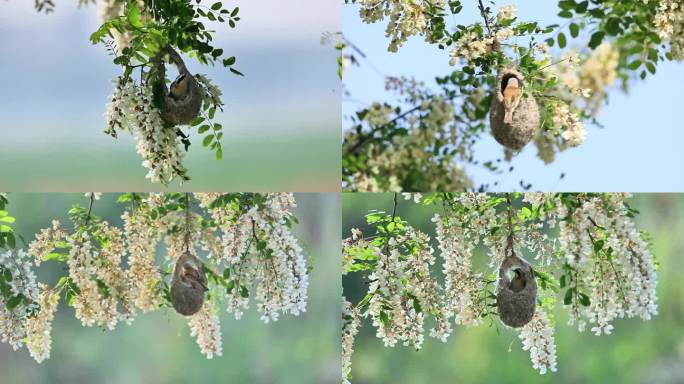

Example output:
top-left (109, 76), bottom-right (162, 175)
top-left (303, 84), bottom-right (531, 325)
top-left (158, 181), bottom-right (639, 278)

top-left (450, 33), bottom-right (494, 65)
top-left (496, 5), bottom-right (517, 23)
top-left (553, 102), bottom-right (587, 146)
top-left (519, 310), bottom-right (558, 374)
top-left (189, 302), bottom-right (223, 359)
top-left (495, 28), bottom-right (514, 41)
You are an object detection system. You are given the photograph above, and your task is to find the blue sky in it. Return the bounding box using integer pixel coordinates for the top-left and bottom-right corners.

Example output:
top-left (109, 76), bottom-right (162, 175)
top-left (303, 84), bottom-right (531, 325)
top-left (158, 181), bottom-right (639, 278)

top-left (343, 1), bottom-right (684, 192)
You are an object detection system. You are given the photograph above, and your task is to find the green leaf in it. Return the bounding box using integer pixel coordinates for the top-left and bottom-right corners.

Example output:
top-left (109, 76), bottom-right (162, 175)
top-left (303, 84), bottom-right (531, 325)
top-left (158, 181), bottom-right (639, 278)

top-left (558, 32), bottom-right (567, 48)
top-left (412, 298), bottom-right (422, 314)
top-left (579, 292), bottom-right (591, 306)
top-left (229, 68), bottom-right (244, 76)
top-left (240, 286), bottom-right (249, 298)
top-left (379, 310), bottom-right (390, 326)
top-left (569, 23), bottom-right (579, 38)
top-left (0, 216), bottom-right (15, 223)
top-left (198, 125), bottom-right (211, 134)
top-left (44, 252), bottom-right (68, 262)
top-left (563, 287), bottom-right (574, 305)
top-left (6, 233), bottom-right (15, 249)
top-left (216, 148), bottom-right (223, 160)
top-left (223, 56), bottom-right (236, 66)
top-left (605, 18), bottom-right (620, 36)
top-left (6, 295), bottom-right (22, 311)
top-left (588, 31), bottom-right (605, 49)
top-left (211, 2), bottom-right (222, 11)
top-left (203, 135), bottom-right (215, 147)
top-left (627, 60), bottom-right (642, 70)
top-left (127, 4), bottom-right (144, 29)
top-left (593, 239), bottom-right (604, 253)
top-left (190, 116), bottom-right (205, 127)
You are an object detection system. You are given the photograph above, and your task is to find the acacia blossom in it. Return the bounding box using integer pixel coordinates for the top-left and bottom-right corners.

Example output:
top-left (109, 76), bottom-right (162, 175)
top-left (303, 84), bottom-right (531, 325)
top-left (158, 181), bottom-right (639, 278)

top-left (0, 249), bottom-right (40, 351)
top-left (519, 310), bottom-right (558, 374)
top-left (188, 301), bottom-right (223, 359)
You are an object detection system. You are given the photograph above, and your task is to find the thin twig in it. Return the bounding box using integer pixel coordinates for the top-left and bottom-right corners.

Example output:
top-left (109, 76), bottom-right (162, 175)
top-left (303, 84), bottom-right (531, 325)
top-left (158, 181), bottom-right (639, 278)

top-left (391, 192), bottom-right (398, 223)
top-left (477, 0), bottom-right (493, 37)
top-left (346, 105), bottom-right (423, 155)
top-left (84, 193), bottom-right (95, 226)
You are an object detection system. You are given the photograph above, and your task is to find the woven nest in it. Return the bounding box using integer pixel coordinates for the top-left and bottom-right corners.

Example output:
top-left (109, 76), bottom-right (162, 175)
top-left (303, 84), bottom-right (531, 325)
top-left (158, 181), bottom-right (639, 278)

top-left (170, 251), bottom-right (207, 316)
top-left (496, 253), bottom-right (537, 328)
top-left (151, 47), bottom-right (202, 126)
top-left (490, 68), bottom-right (540, 151)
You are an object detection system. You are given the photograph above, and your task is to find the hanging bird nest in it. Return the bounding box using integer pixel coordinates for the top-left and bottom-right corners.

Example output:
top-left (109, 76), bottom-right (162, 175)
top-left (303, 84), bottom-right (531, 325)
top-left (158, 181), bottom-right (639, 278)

top-left (496, 252), bottom-right (537, 328)
top-left (490, 68), bottom-right (540, 151)
top-left (150, 47), bottom-right (203, 126)
top-left (170, 250), bottom-right (208, 316)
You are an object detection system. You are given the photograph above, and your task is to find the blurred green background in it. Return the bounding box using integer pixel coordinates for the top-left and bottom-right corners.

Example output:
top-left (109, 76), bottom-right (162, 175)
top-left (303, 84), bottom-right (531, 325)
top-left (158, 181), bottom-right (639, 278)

top-left (0, 0), bottom-right (340, 191)
top-left (343, 193), bottom-right (684, 384)
top-left (0, 193), bottom-right (341, 384)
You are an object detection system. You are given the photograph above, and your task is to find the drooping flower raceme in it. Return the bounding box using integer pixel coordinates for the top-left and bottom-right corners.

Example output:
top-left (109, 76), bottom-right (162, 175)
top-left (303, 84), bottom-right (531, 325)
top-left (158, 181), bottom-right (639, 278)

top-left (0, 249), bottom-right (40, 351)
top-left (24, 284), bottom-right (59, 363)
top-left (342, 298), bottom-right (361, 383)
top-left (105, 77), bottom-right (188, 184)
top-left (519, 310), bottom-right (557, 374)
top-left (357, 0), bottom-right (447, 52)
top-left (188, 301), bottom-right (223, 359)
top-left (655, 0), bottom-right (684, 60)
top-left (195, 193), bottom-right (309, 323)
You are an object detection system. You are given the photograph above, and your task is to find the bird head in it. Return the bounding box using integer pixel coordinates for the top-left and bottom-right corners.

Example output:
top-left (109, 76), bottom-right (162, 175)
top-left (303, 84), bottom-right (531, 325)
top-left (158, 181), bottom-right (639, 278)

top-left (508, 267), bottom-right (526, 292)
top-left (505, 76), bottom-right (520, 89)
top-left (169, 74), bottom-right (189, 99)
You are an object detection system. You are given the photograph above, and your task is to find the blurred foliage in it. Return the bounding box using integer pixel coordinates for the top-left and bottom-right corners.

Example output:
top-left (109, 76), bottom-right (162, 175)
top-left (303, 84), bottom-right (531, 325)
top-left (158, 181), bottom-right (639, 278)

top-left (343, 193), bottom-right (684, 383)
top-left (0, 193), bottom-right (341, 384)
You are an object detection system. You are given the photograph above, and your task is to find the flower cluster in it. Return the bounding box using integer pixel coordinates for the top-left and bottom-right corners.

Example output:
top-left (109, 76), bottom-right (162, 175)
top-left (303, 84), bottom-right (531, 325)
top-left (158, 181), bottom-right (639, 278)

top-left (519, 310), bottom-right (557, 374)
top-left (24, 285), bottom-right (59, 363)
top-left (449, 32), bottom-right (494, 66)
top-left (343, 78), bottom-right (472, 192)
top-left (433, 214), bottom-right (483, 328)
top-left (195, 193), bottom-right (309, 323)
top-left (655, 0), bottom-right (684, 60)
top-left (555, 194), bottom-right (658, 335)
top-left (122, 206), bottom-right (164, 312)
top-left (357, 0), bottom-right (446, 52)
top-left (105, 77), bottom-right (188, 184)
top-left (64, 223), bottom-right (131, 330)
top-left (448, 4), bottom-right (516, 66)
top-left (344, 222), bottom-right (449, 350)
top-left (195, 74), bottom-right (224, 109)
top-left (188, 301), bottom-right (223, 359)
top-left (342, 298), bottom-right (361, 383)
top-left (552, 43), bottom-right (619, 115)
top-left (553, 102), bottom-right (587, 147)
top-left (0, 249), bottom-right (40, 352)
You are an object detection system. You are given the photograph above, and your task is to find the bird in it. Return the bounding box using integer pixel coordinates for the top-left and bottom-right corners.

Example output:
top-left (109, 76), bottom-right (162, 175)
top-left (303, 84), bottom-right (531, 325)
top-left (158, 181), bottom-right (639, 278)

top-left (169, 73), bottom-right (190, 101)
top-left (508, 268), bottom-right (527, 292)
top-left (170, 251), bottom-right (208, 316)
top-left (502, 76), bottom-right (522, 124)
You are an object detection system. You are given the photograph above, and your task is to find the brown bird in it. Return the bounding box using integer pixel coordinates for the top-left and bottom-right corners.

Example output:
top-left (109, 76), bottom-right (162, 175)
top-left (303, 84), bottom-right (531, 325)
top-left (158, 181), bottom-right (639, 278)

top-left (170, 251), bottom-right (208, 316)
top-left (502, 76), bottom-right (521, 124)
top-left (169, 73), bottom-right (190, 101)
top-left (509, 268), bottom-right (527, 292)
